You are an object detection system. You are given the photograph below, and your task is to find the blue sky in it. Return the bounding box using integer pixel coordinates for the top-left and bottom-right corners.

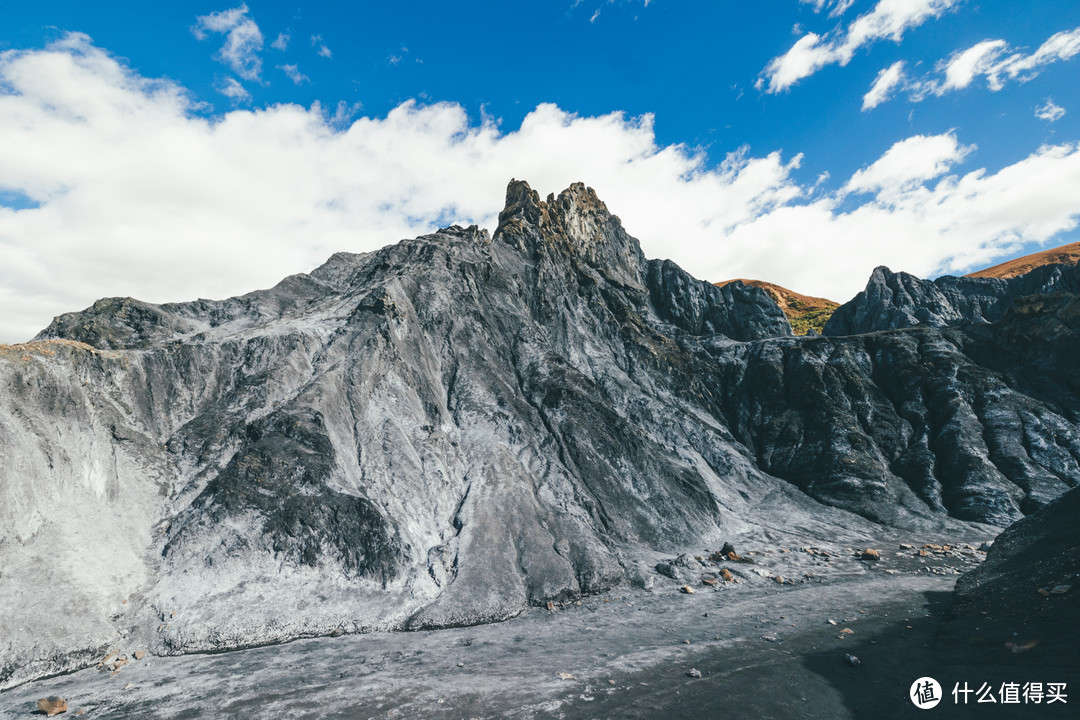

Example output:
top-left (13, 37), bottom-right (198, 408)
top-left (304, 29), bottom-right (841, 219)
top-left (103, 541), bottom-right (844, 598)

top-left (1, 1), bottom-right (1080, 341)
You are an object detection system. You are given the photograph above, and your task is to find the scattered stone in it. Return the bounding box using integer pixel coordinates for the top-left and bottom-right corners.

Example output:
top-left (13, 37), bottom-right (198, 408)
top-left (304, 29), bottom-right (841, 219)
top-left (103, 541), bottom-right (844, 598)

top-left (720, 542), bottom-right (736, 557)
top-left (1005, 640), bottom-right (1039, 654)
top-left (773, 575), bottom-right (786, 584)
top-left (861, 549), bottom-right (880, 561)
top-left (674, 554), bottom-right (704, 571)
top-left (1050, 584), bottom-right (1072, 595)
top-left (979, 542), bottom-right (993, 552)
top-left (36, 697), bottom-right (67, 716)
top-left (900, 543), bottom-right (915, 549)
top-left (678, 585), bottom-right (696, 594)
top-left (687, 668), bottom-right (702, 678)
top-left (655, 562), bottom-right (682, 580)
top-left (133, 650), bottom-right (146, 661)
top-left (844, 654), bottom-right (860, 666)
top-left (546, 601), bottom-right (555, 611)
top-left (827, 619), bottom-right (837, 626)
top-left (329, 628), bottom-right (344, 637)
top-left (557, 672), bottom-right (575, 680)
top-left (719, 569), bottom-right (734, 582)
top-left (702, 577), bottom-right (719, 586)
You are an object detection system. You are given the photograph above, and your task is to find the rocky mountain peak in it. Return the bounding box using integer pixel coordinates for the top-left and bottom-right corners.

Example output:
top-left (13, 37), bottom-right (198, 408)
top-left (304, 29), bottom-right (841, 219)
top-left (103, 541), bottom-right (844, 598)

top-left (495, 179), bottom-right (645, 285)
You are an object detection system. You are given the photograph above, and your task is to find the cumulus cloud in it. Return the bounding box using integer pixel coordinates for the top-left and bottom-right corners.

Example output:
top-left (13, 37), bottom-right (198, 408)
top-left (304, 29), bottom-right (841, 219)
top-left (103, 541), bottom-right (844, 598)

top-left (761, 0), bottom-right (960, 92)
top-left (1036, 98), bottom-right (1065, 122)
top-left (193, 4), bottom-right (264, 81)
top-left (278, 64), bottom-right (308, 85)
top-left (2, 34), bottom-right (1080, 341)
top-left (271, 33), bottom-right (289, 51)
top-left (862, 60), bottom-right (907, 109)
top-left (870, 27), bottom-right (1080, 107)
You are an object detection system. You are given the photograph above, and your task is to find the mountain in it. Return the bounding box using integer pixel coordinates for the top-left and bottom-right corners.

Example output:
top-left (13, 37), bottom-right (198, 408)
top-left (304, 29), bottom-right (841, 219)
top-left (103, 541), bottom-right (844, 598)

top-left (714, 279), bottom-right (839, 335)
top-left (967, 240), bottom-right (1080, 280)
top-left (822, 263), bottom-right (1080, 336)
top-left (2, 180), bottom-right (1078, 690)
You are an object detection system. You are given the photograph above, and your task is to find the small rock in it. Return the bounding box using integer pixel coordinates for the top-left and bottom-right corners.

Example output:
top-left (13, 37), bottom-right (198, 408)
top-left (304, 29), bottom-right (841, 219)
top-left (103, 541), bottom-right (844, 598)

top-left (844, 654), bottom-right (860, 666)
top-left (557, 672), bottom-right (575, 680)
top-left (838, 628), bottom-right (854, 636)
top-left (978, 541), bottom-right (993, 552)
top-left (720, 542), bottom-right (736, 557)
top-left (133, 650), bottom-right (146, 661)
top-left (761, 634), bottom-right (779, 642)
top-left (37, 697), bottom-right (67, 716)
top-left (1050, 584), bottom-right (1072, 595)
top-left (655, 562), bottom-right (682, 580)
top-left (687, 668), bottom-right (702, 678)
top-left (827, 619), bottom-right (837, 626)
top-left (899, 543), bottom-right (915, 550)
top-left (1005, 640), bottom-right (1039, 654)
top-left (861, 549), bottom-right (880, 561)
top-left (719, 569), bottom-right (734, 582)
top-left (678, 585), bottom-right (695, 594)
top-left (702, 577), bottom-right (719, 586)
top-left (773, 575), bottom-right (786, 584)
top-left (329, 628), bottom-right (344, 637)
top-left (546, 601), bottom-right (555, 611)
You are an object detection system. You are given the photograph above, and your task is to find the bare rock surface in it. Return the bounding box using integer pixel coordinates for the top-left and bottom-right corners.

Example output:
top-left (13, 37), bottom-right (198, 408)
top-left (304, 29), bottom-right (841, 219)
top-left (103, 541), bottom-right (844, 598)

top-left (1, 180), bottom-right (1079, 692)
top-left (824, 263), bottom-right (1080, 336)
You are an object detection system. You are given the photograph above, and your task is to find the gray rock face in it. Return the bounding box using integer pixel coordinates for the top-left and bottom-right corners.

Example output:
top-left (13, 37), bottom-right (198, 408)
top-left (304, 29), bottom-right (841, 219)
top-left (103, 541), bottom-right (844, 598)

top-left (823, 264), bottom-right (1080, 336)
top-left (2, 180), bottom-right (1079, 690)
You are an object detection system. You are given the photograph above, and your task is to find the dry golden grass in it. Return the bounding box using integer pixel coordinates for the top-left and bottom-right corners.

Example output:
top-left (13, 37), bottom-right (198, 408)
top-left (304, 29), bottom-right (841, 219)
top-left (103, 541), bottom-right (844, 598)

top-left (966, 241), bottom-right (1080, 279)
top-left (715, 279), bottom-right (840, 335)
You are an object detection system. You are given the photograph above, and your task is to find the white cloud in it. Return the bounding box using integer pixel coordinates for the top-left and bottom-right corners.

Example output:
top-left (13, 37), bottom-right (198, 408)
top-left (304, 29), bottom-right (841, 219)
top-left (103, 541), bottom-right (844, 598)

top-left (882, 27), bottom-right (1080, 103)
top-left (311, 35), bottom-right (332, 59)
top-left (763, 0), bottom-right (961, 92)
top-left (271, 33), bottom-right (290, 51)
top-left (2, 34), bottom-right (1080, 342)
top-left (216, 76), bottom-right (251, 102)
top-left (939, 39), bottom-right (1007, 91)
top-left (985, 27), bottom-right (1080, 90)
top-left (278, 64), bottom-right (308, 85)
top-left (800, 0), bottom-right (854, 15)
top-left (845, 133), bottom-right (973, 198)
top-left (1036, 98), bottom-right (1065, 122)
top-left (862, 60), bottom-right (906, 110)
top-left (193, 4), bottom-right (264, 81)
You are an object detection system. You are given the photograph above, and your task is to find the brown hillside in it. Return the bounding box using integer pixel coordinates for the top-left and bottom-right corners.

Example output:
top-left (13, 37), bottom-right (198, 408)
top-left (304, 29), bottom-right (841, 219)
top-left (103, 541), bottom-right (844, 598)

top-left (716, 279), bottom-right (839, 335)
top-left (966, 241), bottom-right (1080, 279)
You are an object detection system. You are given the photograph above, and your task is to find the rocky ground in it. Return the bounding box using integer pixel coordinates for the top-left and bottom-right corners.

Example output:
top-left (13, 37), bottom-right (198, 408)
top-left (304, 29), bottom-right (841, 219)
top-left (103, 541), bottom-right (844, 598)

top-left (11, 528), bottom-right (1072, 719)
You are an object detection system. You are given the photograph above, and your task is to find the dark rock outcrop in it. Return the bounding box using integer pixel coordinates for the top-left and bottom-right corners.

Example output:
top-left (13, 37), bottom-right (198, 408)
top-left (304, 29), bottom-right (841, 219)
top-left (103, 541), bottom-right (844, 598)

top-left (2, 180), bottom-right (1079, 690)
top-left (823, 263), bottom-right (1080, 336)
top-left (950, 485), bottom-right (1080, 657)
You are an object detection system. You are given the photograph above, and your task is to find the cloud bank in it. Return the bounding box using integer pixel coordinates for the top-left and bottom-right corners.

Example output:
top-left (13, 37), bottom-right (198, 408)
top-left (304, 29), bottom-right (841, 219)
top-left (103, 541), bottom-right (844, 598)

top-left (2, 34), bottom-right (1080, 342)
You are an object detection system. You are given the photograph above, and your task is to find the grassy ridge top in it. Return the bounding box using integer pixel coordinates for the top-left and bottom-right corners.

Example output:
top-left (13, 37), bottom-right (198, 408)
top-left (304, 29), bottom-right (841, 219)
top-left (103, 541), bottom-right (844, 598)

top-left (715, 279), bottom-right (839, 335)
top-left (967, 241), bottom-right (1080, 279)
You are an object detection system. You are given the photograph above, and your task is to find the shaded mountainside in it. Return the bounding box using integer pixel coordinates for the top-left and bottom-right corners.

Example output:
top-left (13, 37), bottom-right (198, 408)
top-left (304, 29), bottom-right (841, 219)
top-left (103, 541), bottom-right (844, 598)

top-left (967, 240), bottom-right (1080, 280)
top-left (714, 279), bottom-right (839, 336)
top-left (2, 181), bottom-right (1079, 690)
top-left (950, 485), bottom-right (1080, 659)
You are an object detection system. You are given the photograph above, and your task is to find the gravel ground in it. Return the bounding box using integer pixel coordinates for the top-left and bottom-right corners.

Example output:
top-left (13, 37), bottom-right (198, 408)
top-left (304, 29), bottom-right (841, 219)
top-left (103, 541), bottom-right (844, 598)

top-left (6, 533), bottom-right (1074, 719)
